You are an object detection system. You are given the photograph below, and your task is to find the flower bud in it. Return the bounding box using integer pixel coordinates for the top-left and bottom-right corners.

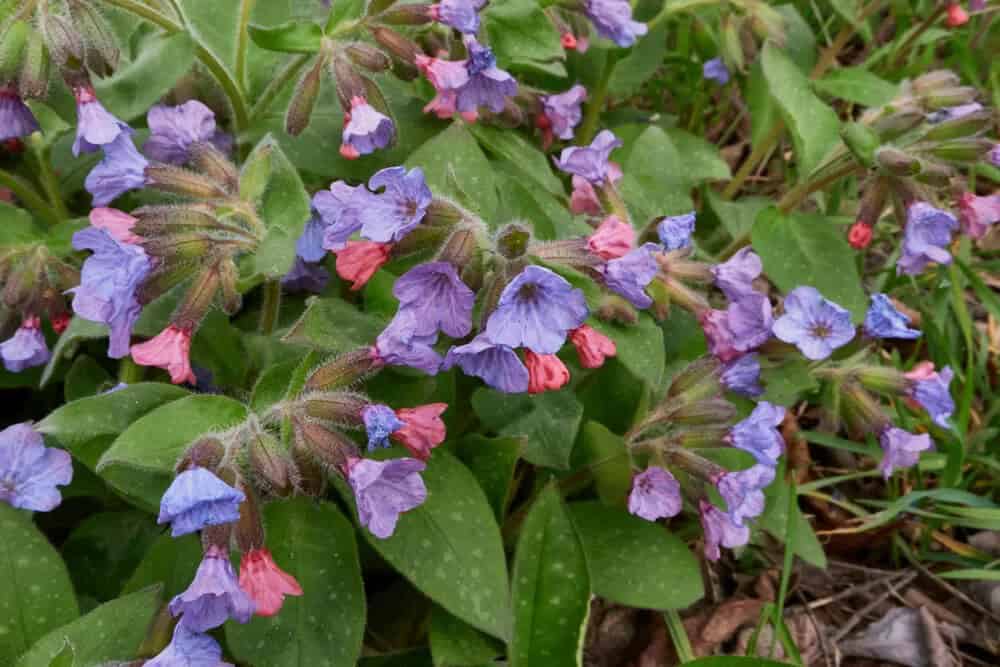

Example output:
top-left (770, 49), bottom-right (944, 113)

top-left (303, 391), bottom-right (367, 425)
top-left (874, 146), bottom-right (921, 176)
top-left (137, 262), bottom-right (194, 305)
top-left (377, 4), bottom-right (434, 25)
top-left (146, 164), bottom-right (231, 200)
top-left (346, 42), bottom-right (391, 72)
top-left (19, 28), bottom-right (51, 98)
top-left (922, 109), bottom-right (994, 141)
top-left (173, 266), bottom-right (221, 331)
top-left (217, 258), bottom-right (242, 315)
top-left (647, 278), bottom-right (671, 321)
top-left (234, 487), bottom-right (266, 550)
top-left (667, 356), bottom-right (722, 402)
top-left (912, 70), bottom-right (961, 95)
top-left (669, 398), bottom-right (737, 427)
top-left (68, 0), bottom-right (120, 77)
top-left (304, 348), bottom-right (383, 391)
top-left (853, 365), bottom-right (907, 394)
top-left (926, 137), bottom-right (995, 163)
top-left (248, 431), bottom-right (295, 497)
top-left (496, 223), bottom-right (532, 260)
top-left (922, 86), bottom-right (978, 110)
top-left (870, 111), bottom-right (924, 141)
top-left (177, 436), bottom-right (226, 473)
top-left (841, 122), bottom-right (880, 168)
top-left (370, 26), bottom-right (421, 70)
top-left (39, 11), bottom-right (84, 69)
top-left (674, 427), bottom-right (730, 448)
top-left (293, 418), bottom-right (358, 470)
top-left (658, 275), bottom-right (709, 313)
top-left (596, 294), bottom-right (639, 325)
top-left (290, 440), bottom-right (327, 496)
top-left (748, 2), bottom-right (786, 45)
top-left (663, 446), bottom-right (725, 481)
top-left (840, 382), bottom-right (891, 435)
top-left (847, 221), bottom-right (873, 249)
top-left (0, 20), bottom-right (29, 82)
top-left (331, 56), bottom-right (367, 113)
top-left (425, 198), bottom-right (468, 227)
top-left (656, 253), bottom-right (713, 282)
top-left (285, 55), bottom-right (323, 137)
top-left (190, 142), bottom-right (239, 193)
top-left (437, 226), bottom-right (479, 268)
top-left (913, 160), bottom-right (953, 187)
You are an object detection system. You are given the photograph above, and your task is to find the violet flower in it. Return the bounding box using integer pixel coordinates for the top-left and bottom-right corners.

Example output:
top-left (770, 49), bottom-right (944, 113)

top-left (657, 212), bottom-right (696, 251)
top-left (415, 55), bottom-right (471, 120)
top-left (627, 467), bottom-right (682, 521)
top-left (157, 467), bottom-right (246, 537)
top-left (144, 100), bottom-right (218, 164)
top-left (716, 464), bottom-right (773, 525)
top-left (347, 457), bottom-right (428, 539)
top-left (897, 203), bottom-right (958, 276)
top-left (456, 37), bottom-right (518, 114)
top-left (926, 102), bottom-right (983, 124)
top-left (359, 167), bottom-right (432, 243)
top-left (582, 0), bottom-right (648, 47)
top-left (700, 500), bottom-right (750, 562)
top-left (727, 292), bottom-right (773, 353)
top-left (904, 363), bottom-right (954, 428)
top-left (772, 286), bottom-right (855, 360)
top-left (0, 317), bottom-right (50, 372)
top-left (443, 334), bottom-right (530, 393)
top-left (430, 0), bottom-right (487, 33)
top-left (721, 354), bottom-right (763, 397)
top-left (169, 545), bottom-right (255, 631)
top-left (957, 192), bottom-right (1000, 239)
top-left (146, 622), bottom-right (233, 667)
top-left (72, 85), bottom-right (130, 155)
top-left (484, 265), bottom-right (588, 354)
top-left (729, 401), bottom-right (785, 467)
top-left (393, 262), bottom-right (475, 338)
top-left (0, 423), bottom-right (72, 512)
top-left (341, 97), bottom-right (395, 159)
top-left (554, 130), bottom-right (622, 184)
top-left (85, 134), bottom-right (150, 206)
top-left (878, 427), bottom-right (933, 479)
top-left (540, 85), bottom-right (588, 142)
top-left (712, 247), bottom-right (762, 301)
top-left (316, 181), bottom-right (365, 251)
top-left (863, 293), bottom-right (920, 340)
top-left (703, 58), bottom-right (730, 85)
top-left (600, 243), bottom-right (660, 309)
top-left (0, 87), bottom-right (39, 141)
top-left (374, 310), bottom-right (443, 375)
top-left (362, 404), bottom-right (406, 450)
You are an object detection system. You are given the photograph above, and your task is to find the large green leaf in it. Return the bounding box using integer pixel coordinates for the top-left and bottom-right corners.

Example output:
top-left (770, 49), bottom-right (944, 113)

top-left (228, 498), bottom-right (365, 667)
top-left (483, 0), bottom-right (564, 75)
top-left (591, 314), bottom-right (665, 389)
top-left (122, 533), bottom-right (203, 601)
top-left (0, 505), bottom-right (78, 665)
top-left (619, 126), bottom-right (693, 224)
top-left (705, 189), bottom-right (773, 240)
top-left (454, 435), bottom-right (522, 522)
top-left (429, 606), bottom-right (503, 666)
top-left (37, 383), bottom-right (189, 469)
top-left (664, 128), bottom-right (732, 185)
top-left (15, 587), bottom-right (161, 667)
top-left (510, 487), bottom-right (590, 667)
top-left (568, 502), bottom-right (703, 610)
top-left (760, 43), bottom-right (841, 178)
top-left (471, 388), bottom-right (583, 470)
top-left (248, 20), bottom-right (323, 53)
top-left (60, 511), bottom-right (161, 602)
top-left (357, 451), bottom-right (512, 640)
top-left (468, 125), bottom-right (563, 197)
top-left (608, 24), bottom-right (668, 98)
top-left (407, 123), bottom-right (498, 222)
top-left (283, 296), bottom-right (387, 351)
top-left (96, 395), bottom-right (248, 511)
top-left (813, 67), bottom-right (898, 108)
top-left (0, 201), bottom-right (41, 245)
top-left (751, 208), bottom-right (867, 322)
top-left (574, 421), bottom-right (632, 506)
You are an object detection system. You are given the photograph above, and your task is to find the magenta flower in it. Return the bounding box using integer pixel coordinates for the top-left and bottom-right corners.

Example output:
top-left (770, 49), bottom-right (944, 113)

top-left (540, 85), bottom-right (588, 142)
top-left (627, 467), bottom-right (682, 521)
top-left (716, 464), bottom-right (773, 525)
top-left (1, 316), bottom-right (50, 372)
top-left (700, 500), bottom-right (750, 561)
top-left (0, 87), bottom-right (39, 141)
top-left (878, 427), bottom-right (933, 479)
top-left (485, 265), bottom-right (588, 354)
top-left (146, 623), bottom-right (233, 667)
top-left (144, 100), bottom-right (218, 164)
top-left (582, 0), bottom-right (647, 47)
top-left (85, 134), bottom-right (150, 206)
top-left (443, 334), bottom-right (530, 393)
top-left (393, 262), bottom-right (475, 338)
top-left (863, 294), bottom-right (920, 340)
top-left (657, 212), bottom-right (696, 251)
top-left (897, 203), bottom-right (958, 276)
top-left (169, 545), bottom-right (255, 631)
top-left (726, 292), bottom-right (774, 353)
top-left (712, 247), bottom-right (762, 301)
top-left (347, 457), bottom-right (428, 539)
top-left (0, 423), bottom-right (72, 512)
top-left (374, 310), bottom-right (443, 375)
top-left (700, 309), bottom-right (740, 363)
top-left (341, 97), bottom-right (395, 159)
top-left (772, 286), bottom-right (855, 360)
top-left (554, 130), bottom-right (622, 184)
top-left (600, 243), bottom-right (660, 309)
top-left (729, 401), bottom-right (785, 467)
top-left (72, 85), bottom-right (130, 155)
top-left (157, 467), bottom-right (245, 537)
top-left (957, 192), bottom-right (1000, 239)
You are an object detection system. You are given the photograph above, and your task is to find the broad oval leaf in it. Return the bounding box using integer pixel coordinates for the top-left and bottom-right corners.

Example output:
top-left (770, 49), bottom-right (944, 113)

top-left (406, 123), bottom-right (498, 222)
top-left (568, 502), bottom-right (703, 610)
top-left (813, 67), bottom-right (898, 108)
top-left (122, 533), bottom-right (203, 601)
top-left (429, 606), bottom-right (504, 666)
top-left (454, 435), bottom-right (522, 522)
top-left (574, 421), bottom-right (631, 506)
top-left (248, 21), bottom-right (323, 53)
top-left (94, 32), bottom-right (197, 121)
top-left (471, 388), bottom-right (583, 470)
top-left (592, 314), bottom-right (665, 389)
top-left (620, 126), bottom-right (694, 223)
top-left (283, 296), bottom-right (387, 351)
top-left (227, 498), bottom-right (365, 667)
top-left (468, 124), bottom-right (563, 197)
top-left (510, 486), bottom-right (590, 667)
top-left (0, 505), bottom-right (79, 665)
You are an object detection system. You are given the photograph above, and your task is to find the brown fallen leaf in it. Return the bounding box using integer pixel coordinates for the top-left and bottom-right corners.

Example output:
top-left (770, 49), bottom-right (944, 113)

top-left (839, 606), bottom-right (963, 667)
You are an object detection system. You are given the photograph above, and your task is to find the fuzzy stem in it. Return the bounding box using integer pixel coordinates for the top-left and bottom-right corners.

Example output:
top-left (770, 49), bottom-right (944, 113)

top-left (250, 54), bottom-right (311, 120)
top-left (259, 279), bottom-right (281, 335)
top-left (0, 168), bottom-right (61, 226)
top-left (577, 54), bottom-right (617, 145)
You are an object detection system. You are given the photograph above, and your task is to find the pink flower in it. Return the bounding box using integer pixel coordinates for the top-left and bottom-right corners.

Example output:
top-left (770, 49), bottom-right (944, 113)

top-left (568, 325), bottom-right (616, 368)
top-left (847, 220), bottom-right (873, 249)
top-left (569, 163), bottom-right (622, 216)
top-left (334, 241), bottom-right (391, 290)
top-left (957, 192), bottom-right (1000, 239)
top-left (587, 215), bottom-right (634, 259)
top-left (699, 309), bottom-right (740, 363)
top-left (89, 207), bottom-right (143, 244)
top-left (525, 351), bottom-right (570, 394)
top-left (238, 547), bottom-right (303, 617)
top-left (946, 3), bottom-right (969, 27)
top-left (415, 54), bottom-right (477, 122)
top-left (391, 403), bottom-right (448, 460)
top-left (131, 325), bottom-right (195, 384)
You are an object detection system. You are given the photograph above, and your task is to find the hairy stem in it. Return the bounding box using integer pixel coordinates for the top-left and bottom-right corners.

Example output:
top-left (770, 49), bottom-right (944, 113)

top-left (29, 139), bottom-right (69, 221)
top-left (235, 0), bottom-right (257, 90)
top-left (250, 54), bottom-right (310, 121)
top-left (0, 168), bottom-right (61, 226)
top-left (577, 54), bottom-right (617, 145)
top-left (259, 279), bottom-right (281, 334)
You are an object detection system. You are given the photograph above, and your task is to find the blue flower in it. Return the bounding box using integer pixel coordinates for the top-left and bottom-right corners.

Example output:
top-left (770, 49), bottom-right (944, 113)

top-left (716, 463), bottom-right (773, 525)
top-left (729, 401), bottom-right (785, 466)
top-left (772, 286), bottom-right (855, 360)
top-left (0, 423), bottom-right (72, 512)
top-left (362, 404), bottom-right (405, 450)
top-left (0, 87), bottom-right (39, 141)
top-left (341, 97), bottom-right (396, 159)
top-left (582, 0), bottom-right (647, 47)
top-left (85, 134), bottom-right (150, 206)
top-left (146, 622), bottom-right (231, 667)
top-left (721, 354), bottom-right (763, 397)
top-left (540, 85), bottom-right (588, 142)
top-left (456, 38), bottom-right (518, 113)
top-left (485, 265), bottom-right (588, 354)
top-left (143, 100), bottom-right (219, 164)
top-left (712, 247), bottom-right (762, 301)
top-left (393, 262), bottom-right (475, 338)
top-left (703, 58), bottom-right (730, 85)
top-left (443, 334), bottom-right (530, 393)
top-left (905, 364), bottom-right (954, 428)
top-left (897, 203), bottom-right (957, 276)
top-left (157, 467), bottom-right (245, 537)
top-left (432, 0), bottom-right (487, 34)
top-left (627, 467), bottom-right (682, 521)
top-left (878, 427), bottom-right (932, 479)
top-left (657, 212), bottom-right (696, 251)
top-left (863, 293), bottom-right (921, 340)
top-left (700, 500), bottom-right (750, 561)
top-left (554, 130), bottom-right (622, 184)
top-left (169, 545), bottom-right (255, 631)
top-left (72, 85), bottom-right (130, 155)
top-left (374, 310), bottom-right (443, 375)
top-left (0, 318), bottom-right (49, 372)
top-left (601, 243), bottom-right (660, 309)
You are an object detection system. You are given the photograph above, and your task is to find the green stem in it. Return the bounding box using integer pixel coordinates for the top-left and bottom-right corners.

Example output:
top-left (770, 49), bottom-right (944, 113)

top-left (235, 0), bottom-right (257, 90)
top-left (28, 138), bottom-right (69, 221)
top-left (0, 168), bottom-right (61, 226)
top-left (119, 356), bottom-right (146, 384)
top-left (577, 53), bottom-right (617, 145)
top-left (645, 0), bottom-right (719, 33)
top-left (720, 120), bottom-right (783, 200)
top-left (99, 0), bottom-right (251, 134)
top-left (258, 279), bottom-right (281, 335)
top-left (250, 54), bottom-right (310, 121)
top-left (775, 160), bottom-right (860, 214)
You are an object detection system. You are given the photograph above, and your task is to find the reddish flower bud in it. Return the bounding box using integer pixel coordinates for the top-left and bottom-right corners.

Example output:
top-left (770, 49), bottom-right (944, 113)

top-left (50, 312), bottom-right (71, 334)
top-left (847, 221), bottom-right (873, 249)
top-left (391, 403), bottom-right (447, 460)
top-left (946, 3), bottom-right (969, 27)
top-left (569, 325), bottom-right (617, 369)
top-left (130, 325), bottom-right (195, 385)
top-left (561, 33), bottom-right (578, 50)
top-left (587, 215), bottom-right (634, 260)
top-left (525, 351), bottom-right (570, 394)
top-left (334, 241), bottom-right (391, 290)
top-left (238, 548), bottom-right (303, 617)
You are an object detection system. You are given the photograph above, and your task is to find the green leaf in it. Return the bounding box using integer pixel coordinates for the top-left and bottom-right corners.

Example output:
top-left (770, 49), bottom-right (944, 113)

top-left (468, 124), bottom-right (563, 196)
top-left (250, 358), bottom-right (302, 412)
top-left (247, 134), bottom-right (312, 278)
top-left (122, 533), bottom-right (203, 600)
top-left (356, 451), bottom-right (512, 640)
top-left (429, 606), bottom-right (503, 666)
top-left (40, 317), bottom-right (112, 387)
top-left (93, 32), bottom-right (197, 121)
top-left (0, 505), bottom-right (79, 664)
top-left (568, 502), bottom-right (703, 610)
top-left (608, 24), bottom-right (668, 98)
top-left (283, 296), bottom-right (387, 351)
top-left (664, 128), bottom-right (732, 185)
top-left (43, 640), bottom-right (73, 667)
top-left (248, 21), bottom-right (323, 53)
top-left (60, 511), bottom-right (161, 602)
top-left (63, 356), bottom-right (112, 402)
top-left (407, 123), bottom-right (498, 222)
top-left (751, 208), bottom-right (867, 322)
top-left (96, 395), bottom-right (248, 511)
top-left (495, 170), bottom-right (579, 241)
top-left (813, 67), bottom-right (898, 107)
top-left (15, 586), bottom-right (161, 667)
top-left (190, 310), bottom-right (249, 388)
top-left (227, 498), bottom-right (365, 667)
top-left (37, 383), bottom-right (189, 469)
top-left (0, 201), bottom-right (41, 245)
top-left (43, 219), bottom-right (88, 258)
top-left (454, 435), bottom-right (522, 523)
top-left (510, 487), bottom-right (590, 667)
top-left (574, 421), bottom-right (631, 506)
top-left (591, 314), bottom-right (665, 389)
top-left (620, 126), bottom-right (693, 224)
top-left (760, 359), bottom-right (818, 407)
top-left (682, 658), bottom-right (794, 667)
top-left (471, 388), bottom-right (583, 470)
top-left (827, 0), bottom-right (872, 41)
top-left (760, 43), bottom-right (841, 178)
top-left (483, 0), bottom-right (563, 74)
top-left (746, 60), bottom-right (779, 149)
top-left (759, 477), bottom-right (827, 569)
top-left (705, 189), bottom-right (773, 240)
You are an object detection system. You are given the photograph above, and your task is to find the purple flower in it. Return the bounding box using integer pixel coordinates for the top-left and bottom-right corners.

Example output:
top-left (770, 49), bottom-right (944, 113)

top-left (348, 457), bottom-right (427, 539)
top-left (0, 87), bottom-right (39, 141)
top-left (627, 467), bottom-right (682, 521)
top-left (600, 243), bottom-right (660, 309)
top-left (863, 293), bottom-right (920, 340)
top-left (897, 203), bottom-right (958, 276)
top-left (72, 86), bottom-right (130, 156)
top-left (540, 85), bottom-right (588, 142)
top-left (554, 130), bottom-right (622, 183)
top-left (485, 265), bottom-right (588, 354)
top-left (582, 0), bottom-right (648, 47)
top-left (341, 97), bottom-right (396, 159)
top-left (281, 256), bottom-right (329, 294)
top-left (957, 192), bottom-right (1000, 239)
top-left (905, 364), bottom-right (954, 428)
top-left (878, 427), bottom-right (932, 479)
top-left (85, 134), bottom-right (150, 206)
top-left (443, 334), bottom-right (529, 393)
top-left (393, 261), bottom-right (475, 337)
top-left (990, 143), bottom-right (1000, 168)
top-left (317, 181), bottom-right (365, 251)
top-left (716, 464), bottom-right (773, 525)
top-left (362, 404), bottom-right (405, 450)
top-left (772, 286), bottom-right (855, 360)
top-left (456, 38), bottom-right (518, 114)
top-left (146, 622), bottom-right (233, 667)
top-left (700, 500), bottom-right (750, 561)
top-left (432, 0), bottom-right (487, 33)
top-left (657, 212), bottom-right (696, 251)
top-left (69, 227), bottom-right (150, 358)
top-left (722, 354), bottom-right (763, 397)
top-left (970, 0), bottom-right (986, 11)
top-left (703, 58), bottom-right (730, 85)
top-left (729, 401), bottom-right (785, 466)
top-left (927, 102), bottom-right (983, 124)
top-left (727, 292), bottom-right (773, 353)
top-left (296, 215), bottom-right (328, 263)
top-left (374, 310), bottom-right (443, 374)
top-left (0, 423), bottom-right (72, 512)
top-left (1, 318), bottom-right (50, 372)
top-left (169, 545), bottom-right (255, 631)
top-left (712, 247), bottom-right (762, 301)
top-left (157, 467), bottom-right (246, 537)
top-left (357, 167), bottom-right (432, 244)
top-left (143, 101), bottom-right (218, 164)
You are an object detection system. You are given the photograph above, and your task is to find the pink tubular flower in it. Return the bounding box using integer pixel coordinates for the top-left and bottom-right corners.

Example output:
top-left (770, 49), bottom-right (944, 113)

top-left (391, 403), bottom-right (448, 460)
top-left (415, 54), bottom-right (477, 122)
top-left (568, 325), bottom-right (616, 368)
top-left (587, 215), bottom-right (634, 259)
top-left (957, 192), bottom-right (1000, 239)
top-left (847, 221), bottom-right (873, 249)
top-left (238, 547), bottom-right (303, 617)
top-left (525, 351), bottom-right (570, 394)
top-left (334, 241), bottom-right (392, 290)
top-left (946, 3), bottom-right (969, 26)
top-left (130, 325), bottom-right (195, 384)
top-left (569, 163), bottom-right (622, 216)
top-left (89, 207), bottom-right (143, 244)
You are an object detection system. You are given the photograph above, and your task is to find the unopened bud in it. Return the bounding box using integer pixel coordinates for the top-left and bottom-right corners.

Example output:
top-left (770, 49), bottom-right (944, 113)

top-left (137, 262), bottom-right (193, 304)
top-left (141, 234), bottom-right (213, 262)
top-left (647, 278), bottom-right (671, 321)
top-left (367, 0), bottom-right (400, 15)
top-left (190, 143), bottom-right (239, 193)
top-left (370, 26), bottom-right (421, 69)
top-left (664, 446), bottom-right (725, 481)
top-left (0, 21), bottom-right (29, 81)
top-left (437, 227), bottom-right (478, 267)
top-left (303, 391), bottom-right (367, 424)
top-left (667, 356), bottom-right (722, 402)
top-left (19, 29), bottom-right (50, 98)
top-left (304, 348), bottom-right (383, 391)
top-left (346, 42), bottom-right (391, 72)
top-left (674, 428), bottom-right (729, 448)
top-left (173, 266), bottom-right (221, 330)
top-left (234, 487), bottom-right (266, 550)
top-left (669, 398), bottom-right (737, 426)
top-left (331, 56), bottom-right (366, 112)
top-left (875, 146), bottom-right (921, 176)
top-left (285, 56), bottom-right (323, 137)
top-left (841, 122), bottom-right (880, 168)
top-left (853, 365), bottom-right (907, 394)
top-left (294, 418), bottom-right (358, 470)
top-left (425, 199), bottom-right (468, 227)
top-left (847, 221), bottom-right (873, 249)
top-left (596, 294), bottom-right (639, 325)
top-left (496, 223), bottom-right (532, 260)
top-left (39, 11), bottom-right (84, 68)
top-left (923, 109), bottom-right (994, 141)
top-left (659, 275), bottom-right (709, 313)
top-left (945, 3), bottom-right (969, 28)
top-left (870, 111), bottom-right (924, 141)
top-left (177, 436), bottom-right (226, 473)
top-left (290, 440), bottom-right (327, 496)
top-left (377, 4), bottom-right (433, 25)
top-left (68, 0), bottom-right (120, 77)
top-left (656, 253), bottom-right (713, 282)
top-left (913, 160), bottom-right (953, 187)
top-left (248, 432), bottom-right (295, 496)
top-left (146, 164), bottom-right (231, 200)
top-left (218, 258), bottom-right (241, 315)
top-left (912, 70), bottom-right (961, 96)
top-left (926, 137), bottom-right (994, 163)
top-left (840, 382), bottom-right (891, 435)
top-left (240, 141), bottom-right (273, 202)
top-left (922, 86), bottom-right (978, 109)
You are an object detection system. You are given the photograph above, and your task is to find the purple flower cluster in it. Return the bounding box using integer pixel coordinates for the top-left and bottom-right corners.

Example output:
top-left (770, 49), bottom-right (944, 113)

top-left (539, 85), bottom-right (588, 145)
top-left (0, 316), bottom-right (50, 372)
top-left (321, 167), bottom-right (432, 249)
top-left (347, 456), bottom-right (428, 539)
